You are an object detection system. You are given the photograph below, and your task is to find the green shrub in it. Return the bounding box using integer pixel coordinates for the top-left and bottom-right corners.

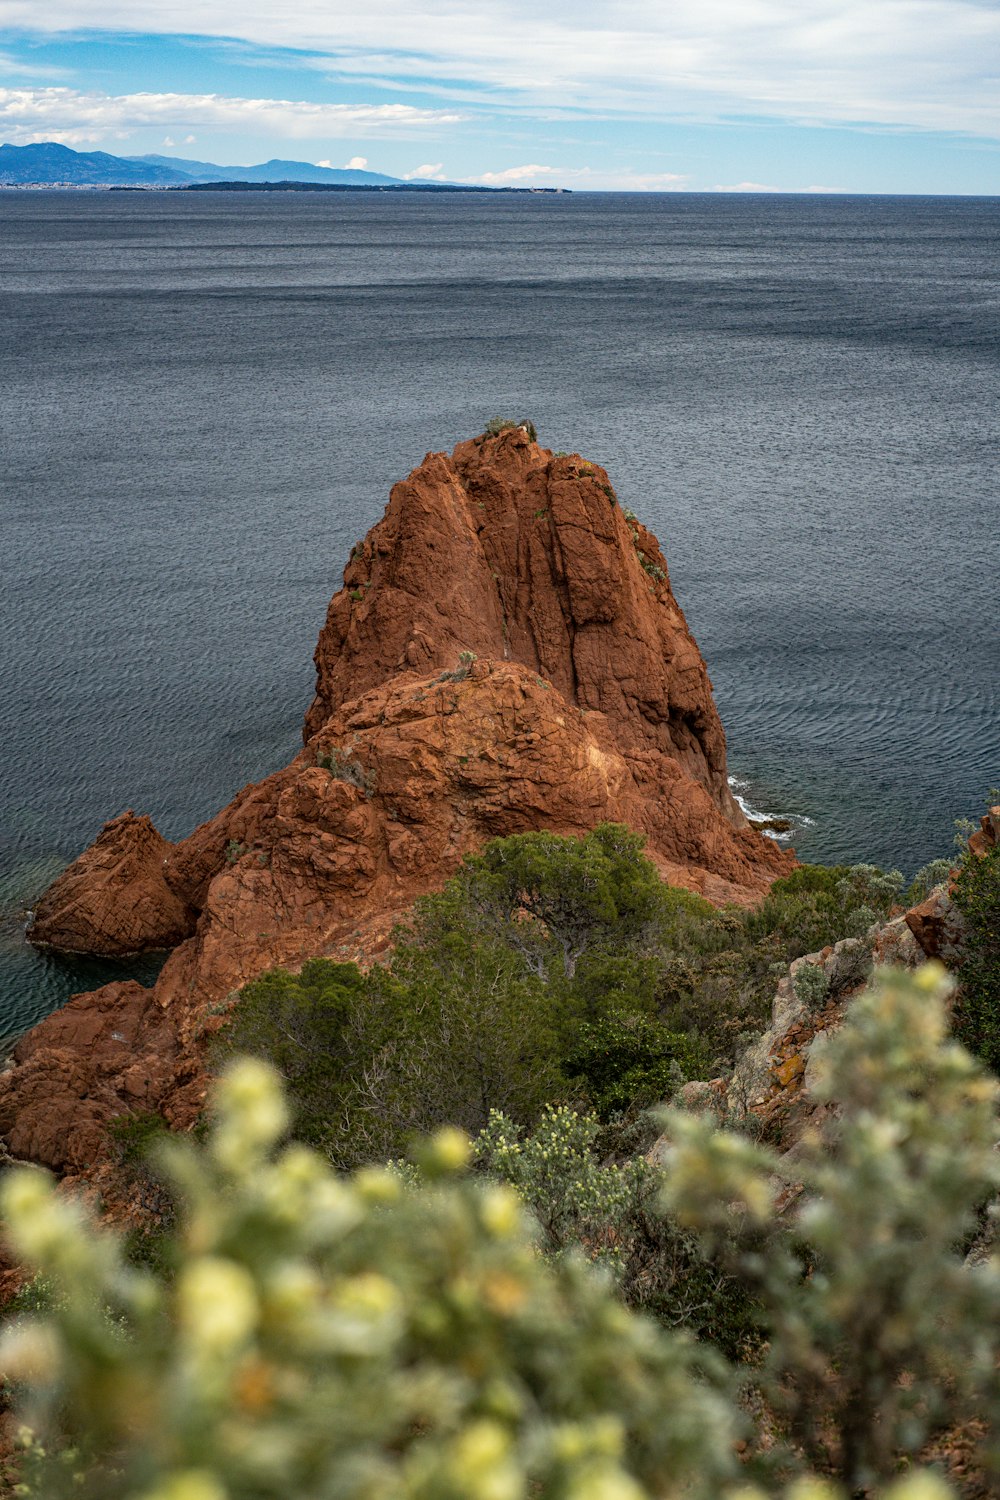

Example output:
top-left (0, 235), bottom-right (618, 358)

top-left (314, 746), bottom-right (373, 793)
top-left (564, 1010), bottom-right (707, 1119)
top-left (663, 963), bottom-right (1000, 1491)
top-left (107, 1111), bottom-right (176, 1246)
top-left (475, 1105), bottom-right (758, 1361)
top-left (213, 959), bottom-right (379, 1149)
top-left (107, 1110), bottom-right (170, 1168)
top-left (218, 835), bottom-right (908, 1161)
top-left (906, 858), bottom-right (954, 905)
top-left (433, 650), bottom-right (477, 684)
top-left (3, 1275), bottom-right (56, 1317)
top-left (455, 822), bottom-right (669, 983)
top-left (217, 942), bottom-right (563, 1169)
top-left (1, 981), bottom-right (983, 1499)
top-left (951, 838), bottom-right (1000, 1072)
top-left (475, 1105), bottom-right (646, 1268)
top-left (482, 416), bottom-right (537, 441)
top-left (638, 553), bottom-right (666, 583)
top-left (791, 963), bottom-right (830, 1009)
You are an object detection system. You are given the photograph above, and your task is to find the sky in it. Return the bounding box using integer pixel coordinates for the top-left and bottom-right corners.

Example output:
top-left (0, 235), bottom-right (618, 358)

top-left (0, 1), bottom-right (998, 192)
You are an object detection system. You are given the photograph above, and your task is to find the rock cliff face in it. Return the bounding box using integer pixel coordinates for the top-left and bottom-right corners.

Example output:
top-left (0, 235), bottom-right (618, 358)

top-left (306, 435), bottom-right (740, 819)
top-left (8, 429), bottom-right (793, 1176)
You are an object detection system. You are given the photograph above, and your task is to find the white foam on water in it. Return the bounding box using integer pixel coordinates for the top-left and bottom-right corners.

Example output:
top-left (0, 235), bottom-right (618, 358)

top-left (728, 775), bottom-right (814, 842)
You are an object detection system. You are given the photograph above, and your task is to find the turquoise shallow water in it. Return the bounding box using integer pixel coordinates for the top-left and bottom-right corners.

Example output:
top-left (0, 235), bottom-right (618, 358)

top-left (1, 190), bottom-right (997, 1040)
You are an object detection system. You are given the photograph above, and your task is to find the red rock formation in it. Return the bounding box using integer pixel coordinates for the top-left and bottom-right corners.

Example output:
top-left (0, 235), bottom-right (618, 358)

top-left (307, 432), bottom-right (741, 820)
top-left (29, 811), bottom-right (196, 955)
top-left (8, 429), bottom-right (794, 1176)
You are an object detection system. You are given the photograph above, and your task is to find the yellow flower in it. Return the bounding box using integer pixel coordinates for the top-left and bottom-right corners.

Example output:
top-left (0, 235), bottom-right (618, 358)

top-left (211, 1059), bottom-right (289, 1172)
top-left (428, 1126), bottom-right (473, 1173)
top-left (564, 1462), bottom-right (646, 1500)
top-left (884, 1474), bottom-right (956, 1500)
top-left (138, 1470), bottom-right (228, 1500)
top-left (354, 1166), bottom-right (404, 1205)
top-left (177, 1257), bottom-right (259, 1355)
top-left (447, 1420), bottom-right (521, 1500)
top-left (480, 1184), bottom-right (523, 1239)
top-left (1, 1170), bottom-right (78, 1264)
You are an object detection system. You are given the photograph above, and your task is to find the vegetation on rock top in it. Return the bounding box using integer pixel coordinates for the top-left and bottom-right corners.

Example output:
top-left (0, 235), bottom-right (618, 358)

top-left (215, 825), bottom-right (903, 1165)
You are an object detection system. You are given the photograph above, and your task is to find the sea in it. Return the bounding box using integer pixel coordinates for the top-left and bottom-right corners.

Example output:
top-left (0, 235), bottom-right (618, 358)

top-left (1, 189), bottom-right (997, 1044)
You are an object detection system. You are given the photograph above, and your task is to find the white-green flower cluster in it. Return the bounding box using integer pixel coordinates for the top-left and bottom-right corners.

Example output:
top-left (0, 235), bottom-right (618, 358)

top-left (474, 1105), bottom-right (647, 1272)
top-left (662, 963), bottom-right (1000, 1493)
top-left (0, 1060), bottom-right (736, 1500)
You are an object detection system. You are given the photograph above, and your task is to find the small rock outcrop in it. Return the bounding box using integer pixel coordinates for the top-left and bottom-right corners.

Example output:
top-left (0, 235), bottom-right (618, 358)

top-left (9, 429), bottom-right (794, 1177)
top-left (29, 811), bottom-right (196, 956)
top-left (903, 806), bottom-right (998, 961)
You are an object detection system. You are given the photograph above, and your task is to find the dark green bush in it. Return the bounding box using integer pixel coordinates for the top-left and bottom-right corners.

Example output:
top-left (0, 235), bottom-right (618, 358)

top-left (951, 839), bottom-right (1000, 1072)
top-left (564, 1010), bottom-right (707, 1119)
top-left (213, 959), bottom-right (378, 1149)
top-left (218, 945), bottom-right (563, 1168)
top-left (218, 832), bottom-right (906, 1161)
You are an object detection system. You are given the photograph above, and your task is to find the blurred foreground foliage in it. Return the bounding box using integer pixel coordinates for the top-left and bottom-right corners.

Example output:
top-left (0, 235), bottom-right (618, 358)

top-left (2, 966), bottom-right (999, 1499)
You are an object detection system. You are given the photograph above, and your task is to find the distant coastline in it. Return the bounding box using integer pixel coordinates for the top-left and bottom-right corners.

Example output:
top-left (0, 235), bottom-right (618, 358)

top-left (141, 181), bottom-right (569, 195)
top-left (0, 141), bottom-right (570, 193)
top-left (1, 181), bottom-right (569, 194)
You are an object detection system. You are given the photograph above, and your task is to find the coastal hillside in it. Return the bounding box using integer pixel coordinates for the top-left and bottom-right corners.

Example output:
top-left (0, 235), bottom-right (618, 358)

top-left (6, 426), bottom-right (791, 1176)
top-left (0, 140), bottom-right (403, 187)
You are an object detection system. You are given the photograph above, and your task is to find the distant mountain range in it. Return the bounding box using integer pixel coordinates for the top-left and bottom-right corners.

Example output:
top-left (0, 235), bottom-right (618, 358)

top-left (0, 141), bottom-right (405, 188)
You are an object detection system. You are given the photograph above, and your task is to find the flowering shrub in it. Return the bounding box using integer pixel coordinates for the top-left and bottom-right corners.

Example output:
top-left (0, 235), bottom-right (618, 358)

top-left (475, 1105), bottom-right (646, 1269)
top-left (663, 963), bottom-right (1000, 1492)
top-left (474, 1105), bottom-right (761, 1359)
top-left (0, 1062), bottom-right (741, 1500)
top-left (1, 967), bottom-right (990, 1499)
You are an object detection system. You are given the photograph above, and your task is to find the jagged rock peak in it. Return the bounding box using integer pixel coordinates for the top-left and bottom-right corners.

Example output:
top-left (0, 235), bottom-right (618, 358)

top-left (306, 428), bottom-right (742, 825)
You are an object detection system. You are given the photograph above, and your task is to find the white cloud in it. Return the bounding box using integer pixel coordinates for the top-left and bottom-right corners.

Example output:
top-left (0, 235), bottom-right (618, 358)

top-left (474, 163), bottom-right (687, 190)
top-left (713, 180), bottom-right (848, 192)
top-left (478, 162), bottom-right (559, 183)
top-left (4, 0), bottom-right (999, 137)
top-left (712, 181), bottom-right (782, 192)
top-left (0, 86), bottom-right (463, 145)
top-left (404, 161), bottom-right (445, 179)
top-left (343, 154), bottom-right (367, 168)
top-left (163, 134), bottom-right (175, 146)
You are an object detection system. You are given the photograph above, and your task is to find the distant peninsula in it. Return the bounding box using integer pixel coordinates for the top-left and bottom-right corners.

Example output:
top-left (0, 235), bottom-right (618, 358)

top-left (0, 141), bottom-right (567, 193)
top-left (166, 180), bottom-right (566, 194)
